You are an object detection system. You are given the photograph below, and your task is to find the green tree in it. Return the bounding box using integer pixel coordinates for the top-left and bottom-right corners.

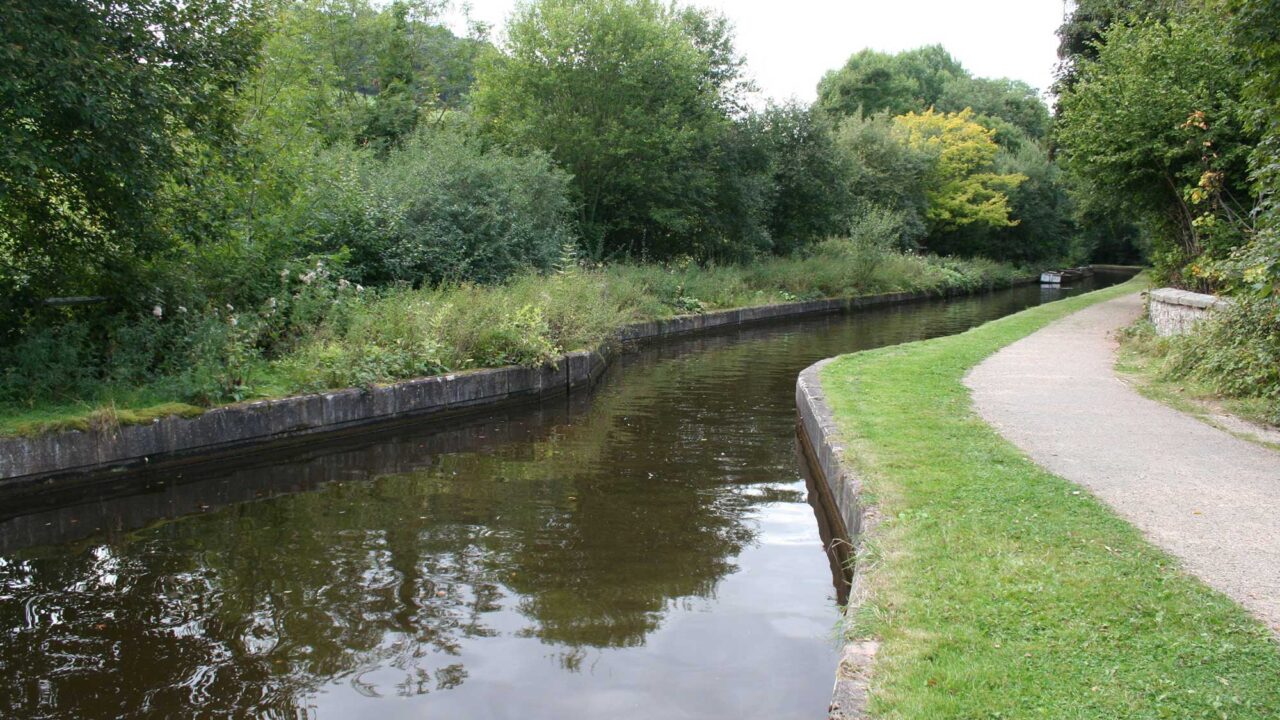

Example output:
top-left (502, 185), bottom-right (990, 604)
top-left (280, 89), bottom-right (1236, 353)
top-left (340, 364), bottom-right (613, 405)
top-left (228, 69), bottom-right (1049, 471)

top-left (817, 45), bottom-right (1050, 140)
top-left (471, 0), bottom-right (746, 260)
top-left (177, 0), bottom-right (492, 306)
top-left (817, 48), bottom-right (931, 118)
top-left (1054, 0), bottom-right (1176, 94)
top-left (941, 77), bottom-right (1049, 142)
top-left (1055, 7), bottom-right (1253, 286)
top-left (816, 45), bottom-right (975, 121)
top-left (1227, 0), bottom-right (1280, 296)
top-left (936, 141), bottom-right (1077, 263)
top-left (832, 112), bottom-right (932, 248)
top-left (757, 103), bottom-right (851, 254)
top-left (0, 0), bottom-right (269, 312)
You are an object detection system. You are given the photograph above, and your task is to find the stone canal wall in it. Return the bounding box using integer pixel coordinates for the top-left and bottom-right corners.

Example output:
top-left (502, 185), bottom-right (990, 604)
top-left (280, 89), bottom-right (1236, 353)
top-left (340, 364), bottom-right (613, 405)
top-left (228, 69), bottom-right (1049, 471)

top-left (1147, 288), bottom-right (1231, 337)
top-left (0, 281), bottom-right (1039, 491)
top-left (796, 359), bottom-right (878, 720)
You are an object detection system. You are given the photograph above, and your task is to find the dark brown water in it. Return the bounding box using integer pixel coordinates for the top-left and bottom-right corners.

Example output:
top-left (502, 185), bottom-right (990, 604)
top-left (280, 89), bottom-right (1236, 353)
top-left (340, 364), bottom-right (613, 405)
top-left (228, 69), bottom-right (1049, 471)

top-left (0, 277), bottom-right (1124, 719)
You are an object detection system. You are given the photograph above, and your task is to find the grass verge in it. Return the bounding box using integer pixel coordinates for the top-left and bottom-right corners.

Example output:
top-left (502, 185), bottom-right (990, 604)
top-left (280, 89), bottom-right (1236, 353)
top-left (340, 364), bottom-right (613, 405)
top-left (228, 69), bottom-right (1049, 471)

top-left (1115, 321), bottom-right (1280, 448)
top-left (819, 275), bottom-right (1280, 719)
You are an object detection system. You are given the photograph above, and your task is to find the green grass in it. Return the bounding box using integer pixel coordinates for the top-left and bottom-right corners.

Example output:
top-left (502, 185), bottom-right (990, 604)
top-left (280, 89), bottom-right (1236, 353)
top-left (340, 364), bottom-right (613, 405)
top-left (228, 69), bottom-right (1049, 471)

top-left (1116, 321), bottom-right (1279, 445)
top-left (819, 275), bottom-right (1280, 719)
top-left (0, 241), bottom-right (1022, 437)
top-left (0, 400), bottom-right (207, 437)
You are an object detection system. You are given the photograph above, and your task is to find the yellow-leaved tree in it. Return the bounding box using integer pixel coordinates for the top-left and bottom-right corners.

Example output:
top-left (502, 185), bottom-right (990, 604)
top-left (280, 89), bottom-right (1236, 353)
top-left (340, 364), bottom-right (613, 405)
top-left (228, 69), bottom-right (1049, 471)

top-left (893, 108), bottom-right (1026, 233)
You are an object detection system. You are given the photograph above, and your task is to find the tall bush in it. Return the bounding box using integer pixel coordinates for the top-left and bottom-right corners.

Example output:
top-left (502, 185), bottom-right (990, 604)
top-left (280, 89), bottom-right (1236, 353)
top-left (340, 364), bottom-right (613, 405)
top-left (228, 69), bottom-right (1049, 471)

top-left (832, 112), bottom-right (932, 249)
top-left (1055, 7), bottom-right (1253, 287)
top-left (305, 128), bottom-right (575, 286)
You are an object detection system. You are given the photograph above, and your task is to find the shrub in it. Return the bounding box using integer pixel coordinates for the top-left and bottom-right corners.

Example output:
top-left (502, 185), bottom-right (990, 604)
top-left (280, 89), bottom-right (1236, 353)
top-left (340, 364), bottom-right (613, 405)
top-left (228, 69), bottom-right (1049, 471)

top-left (1, 249), bottom-right (1023, 432)
top-left (0, 322), bottom-right (98, 406)
top-left (1163, 297), bottom-right (1280, 421)
top-left (832, 112), bottom-right (931, 250)
top-left (305, 127), bottom-right (575, 287)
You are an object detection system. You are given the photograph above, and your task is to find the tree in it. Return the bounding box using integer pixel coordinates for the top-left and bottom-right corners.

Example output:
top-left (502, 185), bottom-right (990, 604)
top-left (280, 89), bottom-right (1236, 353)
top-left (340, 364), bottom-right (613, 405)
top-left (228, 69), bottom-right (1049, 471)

top-left (940, 77), bottom-right (1049, 141)
top-left (1227, 0), bottom-right (1280, 296)
top-left (892, 109), bottom-right (1026, 236)
top-left (184, 0), bottom-right (491, 306)
top-left (816, 45), bottom-right (974, 120)
top-left (817, 48), bottom-right (930, 118)
top-left (817, 46), bottom-right (1050, 141)
top-left (0, 0), bottom-right (269, 312)
top-left (941, 141), bottom-right (1077, 263)
top-left (757, 103), bottom-right (850, 254)
top-left (1054, 0), bottom-right (1176, 95)
top-left (1055, 7), bottom-right (1253, 286)
top-left (832, 111), bottom-right (932, 248)
top-left (470, 0), bottom-right (746, 260)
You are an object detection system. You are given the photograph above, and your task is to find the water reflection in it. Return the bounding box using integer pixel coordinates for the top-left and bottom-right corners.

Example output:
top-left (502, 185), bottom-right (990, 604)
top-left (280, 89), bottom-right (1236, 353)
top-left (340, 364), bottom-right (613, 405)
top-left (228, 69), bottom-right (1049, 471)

top-left (0, 276), bottom-right (1126, 719)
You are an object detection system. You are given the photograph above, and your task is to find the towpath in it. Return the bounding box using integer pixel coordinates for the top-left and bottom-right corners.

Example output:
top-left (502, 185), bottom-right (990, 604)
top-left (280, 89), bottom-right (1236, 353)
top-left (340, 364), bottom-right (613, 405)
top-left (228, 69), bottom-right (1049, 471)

top-left (965, 292), bottom-right (1280, 632)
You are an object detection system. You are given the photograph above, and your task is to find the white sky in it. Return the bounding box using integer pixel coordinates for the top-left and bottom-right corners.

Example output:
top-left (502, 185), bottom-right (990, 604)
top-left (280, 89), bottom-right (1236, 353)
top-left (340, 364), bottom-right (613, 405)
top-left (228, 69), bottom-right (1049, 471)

top-left (445, 1), bottom-right (1068, 105)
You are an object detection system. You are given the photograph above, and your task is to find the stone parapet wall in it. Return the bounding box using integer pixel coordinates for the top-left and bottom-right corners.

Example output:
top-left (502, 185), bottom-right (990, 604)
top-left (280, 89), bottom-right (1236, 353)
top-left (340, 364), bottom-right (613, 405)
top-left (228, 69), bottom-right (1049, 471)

top-left (1148, 288), bottom-right (1231, 337)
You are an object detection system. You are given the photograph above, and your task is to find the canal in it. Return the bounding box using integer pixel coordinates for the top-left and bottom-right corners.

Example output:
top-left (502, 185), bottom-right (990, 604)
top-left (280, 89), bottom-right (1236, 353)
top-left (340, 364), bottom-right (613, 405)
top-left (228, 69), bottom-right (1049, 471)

top-left (0, 276), bottom-right (1124, 719)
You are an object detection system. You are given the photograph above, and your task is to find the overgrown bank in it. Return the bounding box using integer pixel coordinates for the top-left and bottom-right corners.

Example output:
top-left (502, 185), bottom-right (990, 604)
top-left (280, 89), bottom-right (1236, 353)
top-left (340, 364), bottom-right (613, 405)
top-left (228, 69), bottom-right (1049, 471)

top-left (1117, 302), bottom-right (1280, 430)
top-left (817, 276), bottom-right (1280, 718)
top-left (0, 243), bottom-right (1017, 437)
top-left (4, 0), bottom-right (1100, 451)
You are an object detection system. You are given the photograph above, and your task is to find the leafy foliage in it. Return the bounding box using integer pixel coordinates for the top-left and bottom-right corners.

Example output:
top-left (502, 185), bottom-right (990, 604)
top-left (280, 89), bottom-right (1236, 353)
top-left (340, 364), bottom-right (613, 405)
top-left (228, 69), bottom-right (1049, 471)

top-left (832, 112), bottom-right (931, 249)
top-left (1054, 0), bottom-right (1176, 95)
top-left (818, 46), bottom-right (1073, 265)
top-left (472, 0), bottom-right (746, 261)
top-left (817, 45), bottom-right (1050, 140)
top-left (1055, 6), bottom-right (1254, 287)
top-left (0, 243), bottom-right (1019, 431)
top-left (755, 103), bottom-right (852, 254)
top-left (893, 109), bottom-right (1026, 235)
top-left (3, 0), bottom-right (1081, 434)
top-left (302, 127), bottom-right (575, 286)
top-left (1129, 297), bottom-right (1280, 423)
top-left (1225, 0), bottom-right (1280, 297)
top-left (0, 0), bottom-right (269, 309)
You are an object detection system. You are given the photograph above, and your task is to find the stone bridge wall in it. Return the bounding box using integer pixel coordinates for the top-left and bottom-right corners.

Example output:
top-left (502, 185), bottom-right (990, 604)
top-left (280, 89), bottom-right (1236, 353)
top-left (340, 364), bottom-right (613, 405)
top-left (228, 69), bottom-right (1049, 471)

top-left (1148, 288), bottom-right (1231, 337)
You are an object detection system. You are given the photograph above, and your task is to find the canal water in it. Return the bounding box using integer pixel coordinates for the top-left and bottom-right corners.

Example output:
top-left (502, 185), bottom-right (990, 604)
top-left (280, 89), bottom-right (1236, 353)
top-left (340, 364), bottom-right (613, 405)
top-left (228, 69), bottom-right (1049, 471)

top-left (0, 277), bottom-right (1123, 719)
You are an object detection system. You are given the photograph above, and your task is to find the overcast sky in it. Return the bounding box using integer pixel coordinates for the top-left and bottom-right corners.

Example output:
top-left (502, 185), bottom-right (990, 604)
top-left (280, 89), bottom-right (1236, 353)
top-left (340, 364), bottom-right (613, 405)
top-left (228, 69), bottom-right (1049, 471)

top-left (445, 1), bottom-right (1068, 105)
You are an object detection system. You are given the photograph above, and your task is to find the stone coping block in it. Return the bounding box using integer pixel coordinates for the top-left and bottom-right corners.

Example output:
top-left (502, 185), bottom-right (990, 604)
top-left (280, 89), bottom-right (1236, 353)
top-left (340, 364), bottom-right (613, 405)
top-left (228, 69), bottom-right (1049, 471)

top-left (1148, 287), bottom-right (1230, 310)
top-left (1147, 287), bottom-right (1232, 337)
top-left (0, 275), bottom-right (1045, 488)
top-left (796, 358), bottom-right (878, 720)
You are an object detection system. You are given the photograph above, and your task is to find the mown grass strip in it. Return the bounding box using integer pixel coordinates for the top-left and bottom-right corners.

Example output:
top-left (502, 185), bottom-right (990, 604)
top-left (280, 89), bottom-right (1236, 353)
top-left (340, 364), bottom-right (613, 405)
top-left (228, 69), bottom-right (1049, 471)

top-left (820, 275), bottom-right (1280, 719)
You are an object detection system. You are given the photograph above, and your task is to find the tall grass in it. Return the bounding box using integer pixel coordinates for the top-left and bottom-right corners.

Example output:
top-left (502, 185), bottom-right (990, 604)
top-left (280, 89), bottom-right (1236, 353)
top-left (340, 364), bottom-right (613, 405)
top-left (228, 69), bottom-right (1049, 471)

top-left (0, 240), bottom-right (1021, 435)
top-left (1119, 297), bottom-right (1280, 425)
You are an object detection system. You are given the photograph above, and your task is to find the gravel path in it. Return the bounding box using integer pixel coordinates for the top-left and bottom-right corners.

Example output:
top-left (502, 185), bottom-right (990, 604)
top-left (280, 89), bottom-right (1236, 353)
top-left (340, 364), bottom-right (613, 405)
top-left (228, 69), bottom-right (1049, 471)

top-left (965, 292), bottom-right (1280, 632)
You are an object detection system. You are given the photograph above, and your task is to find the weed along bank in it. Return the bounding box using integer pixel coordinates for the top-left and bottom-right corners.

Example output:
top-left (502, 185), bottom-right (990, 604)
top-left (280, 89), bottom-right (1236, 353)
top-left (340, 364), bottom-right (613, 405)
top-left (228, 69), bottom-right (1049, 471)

top-left (0, 279), bottom-right (1031, 489)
